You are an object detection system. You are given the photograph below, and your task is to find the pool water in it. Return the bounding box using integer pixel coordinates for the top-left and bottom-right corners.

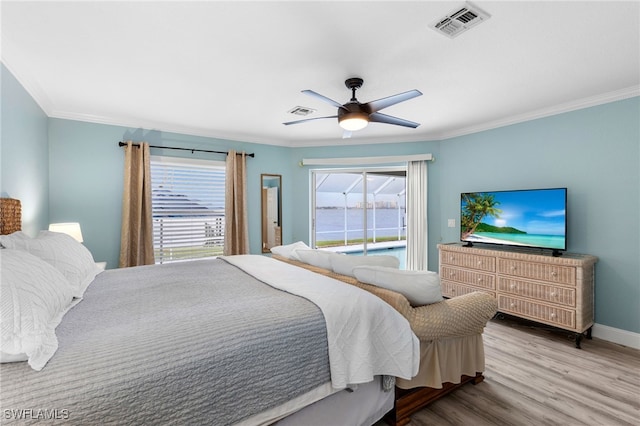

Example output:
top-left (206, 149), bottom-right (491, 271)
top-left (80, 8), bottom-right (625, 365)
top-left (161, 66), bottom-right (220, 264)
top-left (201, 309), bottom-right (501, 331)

top-left (346, 246), bottom-right (407, 269)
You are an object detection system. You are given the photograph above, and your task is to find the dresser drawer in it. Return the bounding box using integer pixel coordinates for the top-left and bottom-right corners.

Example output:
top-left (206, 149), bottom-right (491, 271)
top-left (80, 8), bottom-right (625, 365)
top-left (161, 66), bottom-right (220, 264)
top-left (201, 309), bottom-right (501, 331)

top-left (497, 259), bottom-right (576, 285)
top-left (441, 251), bottom-right (495, 272)
top-left (441, 266), bottom-right (495, 289)
top-left (498, 277), bottom-right (575, 307)
top-left (498, 295), bottom-right (575, 329)
top-left (442, 280), bottom-right (495, 299)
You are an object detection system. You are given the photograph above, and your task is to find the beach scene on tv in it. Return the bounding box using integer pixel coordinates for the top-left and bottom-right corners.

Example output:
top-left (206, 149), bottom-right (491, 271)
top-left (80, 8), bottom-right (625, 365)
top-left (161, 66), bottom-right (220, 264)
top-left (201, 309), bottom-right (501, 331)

top-left (460, 189), bottom-right (567, 250)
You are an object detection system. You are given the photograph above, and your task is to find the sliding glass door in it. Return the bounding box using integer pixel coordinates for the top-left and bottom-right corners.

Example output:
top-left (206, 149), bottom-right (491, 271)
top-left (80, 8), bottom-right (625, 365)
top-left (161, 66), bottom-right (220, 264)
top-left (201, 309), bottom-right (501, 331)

top-left (311, 167), bottom-right (406, 255)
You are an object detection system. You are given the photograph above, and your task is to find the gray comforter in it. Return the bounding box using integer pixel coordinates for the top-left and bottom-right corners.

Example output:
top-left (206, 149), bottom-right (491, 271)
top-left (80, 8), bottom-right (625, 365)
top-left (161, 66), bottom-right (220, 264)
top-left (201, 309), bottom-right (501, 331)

top-left (0, 259), bottom-right (330, 425)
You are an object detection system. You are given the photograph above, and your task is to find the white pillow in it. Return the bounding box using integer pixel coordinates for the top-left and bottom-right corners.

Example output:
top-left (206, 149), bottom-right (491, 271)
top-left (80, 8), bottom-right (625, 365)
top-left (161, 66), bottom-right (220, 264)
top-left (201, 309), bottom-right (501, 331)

top-left (270, 241), bottom-right (310, 261)
top-left (330, 254), bottom-right (400, 277)
top-left (0, 249), bottom-right (76, 370)
top-left (353, 266), bottom-right (444, 306)
top-left (295, 249), bottom-right (339, 270)
top-left (2, 231), bottom-right (101, 298)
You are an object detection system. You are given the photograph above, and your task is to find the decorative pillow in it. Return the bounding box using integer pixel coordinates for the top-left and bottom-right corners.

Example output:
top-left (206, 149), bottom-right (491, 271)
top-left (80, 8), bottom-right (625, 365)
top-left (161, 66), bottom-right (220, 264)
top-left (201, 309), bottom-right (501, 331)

top-left (2, 231), bottom-right (101, 298)
top-left (295, 249), bottom-right (339, 270)
top-left (0, 249), bottom-right (76, 370)
top-left (270, 241), bottom-right (310, 261)
top-left (330, 254), bottom-right (400, 277)
top-left (353, 266), bottom-right (444, 306)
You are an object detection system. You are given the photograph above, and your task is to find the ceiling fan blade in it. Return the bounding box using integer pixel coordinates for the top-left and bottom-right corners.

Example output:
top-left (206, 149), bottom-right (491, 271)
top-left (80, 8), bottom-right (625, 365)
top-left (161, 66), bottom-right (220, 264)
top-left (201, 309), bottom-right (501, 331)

top-left (283, 115), bottom-right (338, 126)
top-left (369, 112), bottom-right (420, 128)
top-left (367, 89), bottom-right (423, 113)
top-left (302, 90), bottom-right (347, 110)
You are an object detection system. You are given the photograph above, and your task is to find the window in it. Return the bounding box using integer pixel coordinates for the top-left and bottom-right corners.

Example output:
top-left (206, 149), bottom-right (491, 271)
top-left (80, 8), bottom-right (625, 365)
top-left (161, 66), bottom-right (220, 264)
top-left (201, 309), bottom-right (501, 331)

top-left (150, 156), bottom-right (225, 264)
top-left (311, 167), bottom-right (407, 253)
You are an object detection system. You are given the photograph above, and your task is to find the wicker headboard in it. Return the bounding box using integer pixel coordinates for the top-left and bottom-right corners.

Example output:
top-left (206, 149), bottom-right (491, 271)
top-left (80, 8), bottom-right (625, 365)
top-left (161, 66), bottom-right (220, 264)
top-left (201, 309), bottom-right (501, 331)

top-left (0, 198), bottom-right (22, 235)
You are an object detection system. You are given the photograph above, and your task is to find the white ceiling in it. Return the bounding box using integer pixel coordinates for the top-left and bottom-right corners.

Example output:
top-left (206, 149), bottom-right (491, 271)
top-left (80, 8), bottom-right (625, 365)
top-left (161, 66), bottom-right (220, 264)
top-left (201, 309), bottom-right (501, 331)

top-left (2, 1), bottom-right (639, 147)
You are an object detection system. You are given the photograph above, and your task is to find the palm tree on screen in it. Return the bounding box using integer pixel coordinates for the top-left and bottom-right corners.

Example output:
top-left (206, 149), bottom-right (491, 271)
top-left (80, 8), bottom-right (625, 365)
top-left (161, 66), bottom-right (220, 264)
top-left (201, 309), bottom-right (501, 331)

top-left (461, 193), bottom-right (502, 240)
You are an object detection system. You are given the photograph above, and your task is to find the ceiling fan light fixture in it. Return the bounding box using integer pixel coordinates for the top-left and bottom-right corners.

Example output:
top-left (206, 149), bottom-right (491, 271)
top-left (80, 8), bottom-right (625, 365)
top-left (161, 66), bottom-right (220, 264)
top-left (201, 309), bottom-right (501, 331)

top-left (339, 112), bottom-right (369, 131)
top-left (285, 77), bottom-right (421, 131)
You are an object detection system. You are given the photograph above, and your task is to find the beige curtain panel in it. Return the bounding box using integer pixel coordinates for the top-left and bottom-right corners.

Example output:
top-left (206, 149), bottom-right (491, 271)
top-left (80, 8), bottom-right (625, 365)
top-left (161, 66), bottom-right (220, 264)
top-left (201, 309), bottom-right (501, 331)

top-left (119, 141), bottom-right (155, 267)
top-left (224, 150), bottom-right (250, 255)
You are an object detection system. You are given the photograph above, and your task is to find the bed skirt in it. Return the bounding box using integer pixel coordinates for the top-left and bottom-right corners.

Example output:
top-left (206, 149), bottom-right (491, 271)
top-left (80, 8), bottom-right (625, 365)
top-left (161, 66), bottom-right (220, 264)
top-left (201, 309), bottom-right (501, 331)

top-left (396, 334), bottom-right (485, 389)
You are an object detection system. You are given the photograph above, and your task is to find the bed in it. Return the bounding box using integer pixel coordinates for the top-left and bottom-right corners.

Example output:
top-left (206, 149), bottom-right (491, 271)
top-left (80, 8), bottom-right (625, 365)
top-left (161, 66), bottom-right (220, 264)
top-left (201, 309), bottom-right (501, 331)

top-left (0, 199), bottom-right (419, 425)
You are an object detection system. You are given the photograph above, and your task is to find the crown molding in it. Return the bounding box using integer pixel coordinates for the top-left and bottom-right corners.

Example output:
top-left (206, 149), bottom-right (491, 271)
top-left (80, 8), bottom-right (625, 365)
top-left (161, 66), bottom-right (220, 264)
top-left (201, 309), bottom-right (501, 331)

top-left (46, 84), bottom-right (640, 147)
top-left (4, 44), bottom-right (638, 149)
top-left (1, 36), bottom-right (54, 115)
top-left (433, 85), bottom-right (640, 142)
top-left (48, 109), bottom-right (293, 147)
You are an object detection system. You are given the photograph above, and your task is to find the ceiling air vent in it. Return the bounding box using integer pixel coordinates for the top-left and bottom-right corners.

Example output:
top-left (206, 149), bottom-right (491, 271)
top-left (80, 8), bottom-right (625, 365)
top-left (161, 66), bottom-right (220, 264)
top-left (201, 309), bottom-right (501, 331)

top-left (430, 2), bottom-right (490, 39)
top-left (288, 106), bottom-right (316, 116)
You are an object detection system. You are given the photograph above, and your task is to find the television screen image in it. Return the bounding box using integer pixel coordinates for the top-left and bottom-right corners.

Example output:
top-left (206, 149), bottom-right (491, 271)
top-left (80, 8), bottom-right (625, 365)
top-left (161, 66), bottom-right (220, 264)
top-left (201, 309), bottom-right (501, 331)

top-left (460, 188), bottom-right (567, 252)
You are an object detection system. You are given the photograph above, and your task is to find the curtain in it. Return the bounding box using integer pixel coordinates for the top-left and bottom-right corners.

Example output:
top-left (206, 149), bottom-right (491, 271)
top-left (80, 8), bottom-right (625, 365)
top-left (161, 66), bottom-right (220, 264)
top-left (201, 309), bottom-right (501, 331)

top-left (119, 141), bottom-right (155, 267)
top-left (224, 150), bottom-right (249, 255)
top-left (406, 160), bottom-right (428, 270)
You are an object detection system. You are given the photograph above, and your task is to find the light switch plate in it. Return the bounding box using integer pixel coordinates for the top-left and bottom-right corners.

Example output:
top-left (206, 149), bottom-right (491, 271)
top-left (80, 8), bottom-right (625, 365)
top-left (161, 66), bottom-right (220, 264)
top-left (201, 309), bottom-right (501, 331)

top-left (448, 219), bottom-right (456, 228)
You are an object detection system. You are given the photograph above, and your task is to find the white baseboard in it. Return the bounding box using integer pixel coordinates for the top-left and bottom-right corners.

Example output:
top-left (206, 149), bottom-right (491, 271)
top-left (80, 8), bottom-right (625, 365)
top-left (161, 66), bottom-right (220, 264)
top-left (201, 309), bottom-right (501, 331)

top-left (592, 323), bottom-right (640, 350)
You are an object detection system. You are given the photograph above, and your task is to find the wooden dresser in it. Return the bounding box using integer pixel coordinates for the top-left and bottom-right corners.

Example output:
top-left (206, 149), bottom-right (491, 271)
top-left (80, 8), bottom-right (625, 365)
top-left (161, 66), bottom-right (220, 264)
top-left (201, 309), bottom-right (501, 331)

top-left (438, 243), bottom-right (598, 346)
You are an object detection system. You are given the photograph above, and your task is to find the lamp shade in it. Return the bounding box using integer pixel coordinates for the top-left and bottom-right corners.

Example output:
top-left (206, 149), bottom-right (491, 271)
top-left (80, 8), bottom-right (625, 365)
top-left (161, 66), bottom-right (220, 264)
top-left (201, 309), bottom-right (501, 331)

top-left (49, 222), bottom-right (83, 242)
top-left (338, 112), bottom-right (369, 131)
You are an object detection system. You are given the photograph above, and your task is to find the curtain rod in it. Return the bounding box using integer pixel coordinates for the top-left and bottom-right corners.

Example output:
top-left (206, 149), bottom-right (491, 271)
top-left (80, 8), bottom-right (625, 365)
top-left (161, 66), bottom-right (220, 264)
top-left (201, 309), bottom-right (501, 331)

top-left (118, 141), bottom-right (254, 158)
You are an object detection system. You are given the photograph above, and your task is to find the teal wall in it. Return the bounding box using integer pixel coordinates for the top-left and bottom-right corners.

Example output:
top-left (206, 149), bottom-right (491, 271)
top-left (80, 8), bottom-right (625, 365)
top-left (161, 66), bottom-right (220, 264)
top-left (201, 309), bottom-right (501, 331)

top-left (47, 119), bottom-right (293, 269)
top-left (1, 64), bottom-right (49, 234)
top-left (2, 64), bottom-right (638, 335)
top-left (437, 100), bottom-right (639, 335)
top-left (289, 99), bottom-right (639, 334)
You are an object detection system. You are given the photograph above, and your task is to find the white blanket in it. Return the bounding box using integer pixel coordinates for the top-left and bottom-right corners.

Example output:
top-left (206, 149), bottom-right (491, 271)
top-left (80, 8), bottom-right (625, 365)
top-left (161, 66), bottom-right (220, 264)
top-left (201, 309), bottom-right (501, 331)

top-left (221, 255), bottom-right (420, 389)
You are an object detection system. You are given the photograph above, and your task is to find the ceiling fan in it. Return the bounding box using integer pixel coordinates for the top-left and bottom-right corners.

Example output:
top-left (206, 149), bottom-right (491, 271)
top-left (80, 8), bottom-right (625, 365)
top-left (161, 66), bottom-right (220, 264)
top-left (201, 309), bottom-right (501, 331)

top-left (283, 78), bottom-right (423, 133)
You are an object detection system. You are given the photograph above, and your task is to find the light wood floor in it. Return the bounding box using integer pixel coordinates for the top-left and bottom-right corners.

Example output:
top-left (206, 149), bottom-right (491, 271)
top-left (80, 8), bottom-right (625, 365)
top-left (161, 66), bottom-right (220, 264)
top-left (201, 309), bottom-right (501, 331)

top-left (383, 317), bottom-right (640, 426)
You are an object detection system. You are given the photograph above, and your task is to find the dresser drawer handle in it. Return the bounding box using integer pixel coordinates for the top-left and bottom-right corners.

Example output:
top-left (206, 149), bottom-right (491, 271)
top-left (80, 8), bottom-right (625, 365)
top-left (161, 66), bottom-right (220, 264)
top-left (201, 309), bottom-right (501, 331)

top-left (510, 284), bottom-right (517, 290)
top-left (550, 313), bottom-right (556, 319)
top-left (449, 272), bottom-right (456, 277)
top-left (450, 256), bottom-right (455, 261)
top-left (510, 265), bottom-right (517, 271)
top-left (510, 303), bottom-right (516, 308)
top-left (477, 277), bottom-right (483, 282)
top-left (550, 292), bottom-right (557, 297)
top-left (551, 271), bottom-right (558, 277)
top-left (477, 261), bottom-right (482, 266)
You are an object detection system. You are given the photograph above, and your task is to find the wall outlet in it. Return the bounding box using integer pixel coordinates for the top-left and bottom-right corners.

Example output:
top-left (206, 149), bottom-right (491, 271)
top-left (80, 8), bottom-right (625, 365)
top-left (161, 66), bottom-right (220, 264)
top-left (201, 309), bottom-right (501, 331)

top-left (448, 219), bottom-right (456, 228)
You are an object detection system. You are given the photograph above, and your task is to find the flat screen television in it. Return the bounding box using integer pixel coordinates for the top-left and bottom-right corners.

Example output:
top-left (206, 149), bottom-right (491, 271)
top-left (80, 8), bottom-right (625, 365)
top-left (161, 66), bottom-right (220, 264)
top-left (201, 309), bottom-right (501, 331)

top-left (460, 188), bottom-right (567, 255)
